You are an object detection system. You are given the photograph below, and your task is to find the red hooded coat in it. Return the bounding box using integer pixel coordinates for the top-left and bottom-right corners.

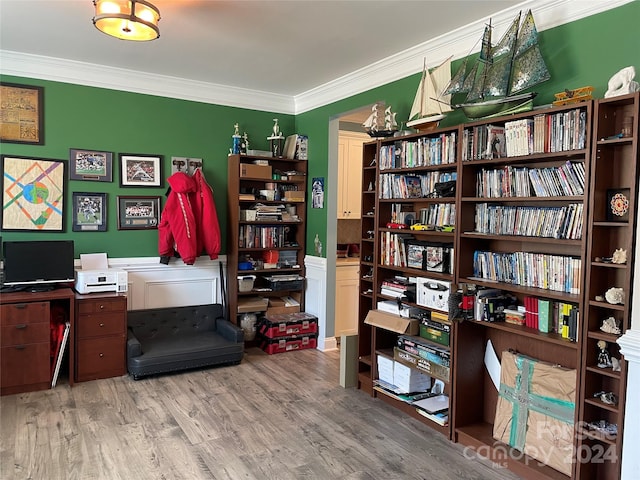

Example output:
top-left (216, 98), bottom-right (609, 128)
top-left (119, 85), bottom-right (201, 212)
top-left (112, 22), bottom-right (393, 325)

top-left (158, 172), bottom-right (198, 265)
top-left (191, 168), bottom-right (221, 259)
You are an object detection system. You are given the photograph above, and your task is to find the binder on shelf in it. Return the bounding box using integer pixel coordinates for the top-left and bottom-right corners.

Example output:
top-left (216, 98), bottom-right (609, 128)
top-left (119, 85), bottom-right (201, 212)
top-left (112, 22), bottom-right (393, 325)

top-left (51, 321), bottom-right (70, 388)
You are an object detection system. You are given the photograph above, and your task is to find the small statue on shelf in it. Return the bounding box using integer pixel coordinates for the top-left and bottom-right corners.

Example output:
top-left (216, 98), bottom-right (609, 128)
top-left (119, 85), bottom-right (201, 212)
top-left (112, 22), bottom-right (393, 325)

top-left (611, 357), bottom-right (621, 372)
top-left (231, 123), bottom-right (242, 154)
top-left (241, 132), bottom-right (249, 154)
top-left (267, 118), bottom-right (285, 157)
top-left (612, 248), bottom-right (627, 264)
top-left (597, 340), bottom-right (613, 368)
top-left (600, 316), bottom-right (622, 335)
top-left (587, 419), bottom-right (618, 437)
top-left (593, 390), bottom-right (618, 405)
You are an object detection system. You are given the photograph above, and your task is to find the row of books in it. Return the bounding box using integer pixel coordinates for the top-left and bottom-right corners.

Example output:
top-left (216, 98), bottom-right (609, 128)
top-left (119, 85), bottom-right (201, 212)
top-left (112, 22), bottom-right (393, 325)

top-left (238, 225), bottom-right (288, 249)
top-left (419, 203), bottom-right (456, 228)
top-left (522, 297), bottom-right (580, 342)
top-left (380, 232), bottom-right (414, 268)
top-left (378, 172), bottom-right (457, 199)
top-left (472, 250), bottom-right (582, 294)
top-left (461, 107), bottom-right (587, 161)
top-left (474, 161), bottom-right (585, 198)
top-left (473, 203), bottom-right (584, 240)
top-left (378, 132), bottom-right (457, 170)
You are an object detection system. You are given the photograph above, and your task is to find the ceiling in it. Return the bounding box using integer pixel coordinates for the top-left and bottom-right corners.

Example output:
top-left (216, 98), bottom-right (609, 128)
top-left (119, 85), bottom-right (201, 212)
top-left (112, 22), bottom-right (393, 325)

top-left (0, 0), bottom-right (522, 96)
top-left (0, 1), bottom-right (627, 116)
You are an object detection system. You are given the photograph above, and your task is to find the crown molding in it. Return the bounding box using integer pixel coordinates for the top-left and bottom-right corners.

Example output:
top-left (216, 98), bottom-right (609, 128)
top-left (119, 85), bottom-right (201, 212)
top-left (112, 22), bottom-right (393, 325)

top-left (0, 50), bottom-right (295, 114)
top-left (0, 0), bottom-right (631, 116)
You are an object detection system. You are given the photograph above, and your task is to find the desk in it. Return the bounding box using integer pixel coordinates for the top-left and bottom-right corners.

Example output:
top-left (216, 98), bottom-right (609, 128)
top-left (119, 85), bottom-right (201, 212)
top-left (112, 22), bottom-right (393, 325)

top-left (0, 288), bottom-right (75, 395)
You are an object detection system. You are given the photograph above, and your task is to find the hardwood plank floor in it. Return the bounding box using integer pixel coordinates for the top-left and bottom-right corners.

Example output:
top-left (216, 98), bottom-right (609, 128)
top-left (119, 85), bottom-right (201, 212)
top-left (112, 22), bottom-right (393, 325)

top-left (1, 348), bottom-right (522, 480)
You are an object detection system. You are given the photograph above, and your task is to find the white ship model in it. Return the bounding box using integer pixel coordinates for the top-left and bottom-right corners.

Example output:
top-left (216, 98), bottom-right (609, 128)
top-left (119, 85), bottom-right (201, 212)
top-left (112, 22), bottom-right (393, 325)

top-left (446, 9), bottom-right (550, 120)
top-left (406, 56), bottom-right (453, 131)
top-left (363, 102), bottom-right (398, 137)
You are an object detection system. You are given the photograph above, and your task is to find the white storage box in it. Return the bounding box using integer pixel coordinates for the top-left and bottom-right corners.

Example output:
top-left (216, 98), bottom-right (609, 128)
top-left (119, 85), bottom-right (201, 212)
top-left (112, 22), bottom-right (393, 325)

top-left (237, 275), bottom-right (256, 292)
top-left (393, 361), bottom-right (431, 393)
top-left (377, 300), bottom-right (420, 318)
top-left (377, 354), bottom-right (395, 385)
top-left (416, 278), bottom-right (451, 313)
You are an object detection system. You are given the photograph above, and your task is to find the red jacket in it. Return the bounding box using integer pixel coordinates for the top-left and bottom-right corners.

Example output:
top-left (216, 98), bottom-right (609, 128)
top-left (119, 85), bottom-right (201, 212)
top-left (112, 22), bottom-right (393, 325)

top-left (158, 172), bottom-right (198, 265)
top-left (192, 168), bottom-right (221, 259)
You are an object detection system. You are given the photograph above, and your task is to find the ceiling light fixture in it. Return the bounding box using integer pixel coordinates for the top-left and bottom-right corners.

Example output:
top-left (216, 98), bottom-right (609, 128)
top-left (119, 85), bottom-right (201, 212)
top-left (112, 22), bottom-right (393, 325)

top-left (93, 0), bottom-right (161, 41)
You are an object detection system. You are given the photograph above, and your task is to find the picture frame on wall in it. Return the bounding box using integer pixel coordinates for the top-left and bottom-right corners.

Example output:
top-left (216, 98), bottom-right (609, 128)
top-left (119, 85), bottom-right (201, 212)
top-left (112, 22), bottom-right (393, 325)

top-left (117, 195), bottom-right (161, 230)
top-left (119, 153), bottom-right (163, 187)
top-left (1, 155), bottom-right (65, 231)
top-left (0, 82), bottom-right (44, 145)
top-left (72, 192), bottom-right (107, 232)
top-left (69, 149), bottom-right (113, 182)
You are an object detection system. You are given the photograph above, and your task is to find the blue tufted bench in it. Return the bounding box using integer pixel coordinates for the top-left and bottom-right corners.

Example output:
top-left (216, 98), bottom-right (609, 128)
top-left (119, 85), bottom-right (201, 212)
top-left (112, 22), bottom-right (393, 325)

top-left (126, 304), bottom-right (244, 380)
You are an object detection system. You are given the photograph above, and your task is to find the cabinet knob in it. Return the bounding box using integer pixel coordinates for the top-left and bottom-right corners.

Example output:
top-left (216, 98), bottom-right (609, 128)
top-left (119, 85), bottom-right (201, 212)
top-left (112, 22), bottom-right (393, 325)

top-left (99, 305), bottom-right (105, 309)
top-left (99, 353), bottom-right (104, 358)
top-left (99, 323), bottom-right (105, 328)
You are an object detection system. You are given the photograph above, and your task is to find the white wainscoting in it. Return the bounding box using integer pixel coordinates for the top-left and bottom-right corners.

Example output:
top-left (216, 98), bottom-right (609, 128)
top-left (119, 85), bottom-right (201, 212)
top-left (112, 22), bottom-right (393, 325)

top-left (618, 329), bottom-right (640, 479)
top-left (86, 256), bottom-right (226, 311)
top-left (305, 255), bottom-right (337, 352)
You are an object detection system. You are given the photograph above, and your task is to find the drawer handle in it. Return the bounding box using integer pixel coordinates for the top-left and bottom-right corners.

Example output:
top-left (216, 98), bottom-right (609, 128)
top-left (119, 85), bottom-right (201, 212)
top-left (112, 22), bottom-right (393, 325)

top-left (15, 324), bottom-right (27, 330)
top-left (15, 345), bottom-right (26, 350)
top-left (15, 304), bottom-right (27, 309)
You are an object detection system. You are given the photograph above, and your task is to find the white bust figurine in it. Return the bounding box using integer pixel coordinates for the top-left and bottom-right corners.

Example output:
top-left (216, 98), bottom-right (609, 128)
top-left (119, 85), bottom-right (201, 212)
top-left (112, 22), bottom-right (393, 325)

top-left (604, 66), bottom-right (640, 98)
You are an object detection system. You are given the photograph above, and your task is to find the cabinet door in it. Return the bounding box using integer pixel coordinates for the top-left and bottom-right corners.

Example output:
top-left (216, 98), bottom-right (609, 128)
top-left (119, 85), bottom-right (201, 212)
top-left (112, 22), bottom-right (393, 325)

top-left (338, 133), bottom-right (366, 219)
top-left (335, 265), bottom-right (359, 336)
top-left (337, 137), bottom-right (349, 218)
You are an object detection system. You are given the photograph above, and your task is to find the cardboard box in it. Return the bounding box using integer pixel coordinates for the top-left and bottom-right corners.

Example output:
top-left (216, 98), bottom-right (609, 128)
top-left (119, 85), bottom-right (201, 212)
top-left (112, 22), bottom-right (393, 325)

top-left (266, 294), bottom-right (301, 315)
top-left (493, 350), bottom-right (576, 476)
top-left (240, 163), bottom-right (272, 179)
top-left (240, 209), bottom-right (257, 221)
top-left (237, 296), bottom-right (268, 313)
top-left (283, 191), bottom-right (305, 202)
top-left (416, 278), bottom-right (451, 313)
top-left (419, 320), bottom-right (450, 346)
top-left (393, 361), bottom-right (431, 394)
top-left (364, 310), bottom-right (419, 335)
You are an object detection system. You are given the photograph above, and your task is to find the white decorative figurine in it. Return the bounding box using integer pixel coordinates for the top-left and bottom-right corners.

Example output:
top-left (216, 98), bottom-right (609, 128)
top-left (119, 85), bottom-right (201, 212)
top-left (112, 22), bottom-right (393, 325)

top-left (600, 316), bottom-right (622, 335)
top-left (604, 66), bottom-right (640, 98)
top-left (604, 287), bottom-right (624, 305)
top-left (612, 248), bottom-right (627, 264)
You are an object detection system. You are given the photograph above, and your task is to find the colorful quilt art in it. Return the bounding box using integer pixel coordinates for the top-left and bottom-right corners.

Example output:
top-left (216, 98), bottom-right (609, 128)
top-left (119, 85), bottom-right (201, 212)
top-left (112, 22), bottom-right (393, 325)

top-left (2, 156), bottom-right (65, 231)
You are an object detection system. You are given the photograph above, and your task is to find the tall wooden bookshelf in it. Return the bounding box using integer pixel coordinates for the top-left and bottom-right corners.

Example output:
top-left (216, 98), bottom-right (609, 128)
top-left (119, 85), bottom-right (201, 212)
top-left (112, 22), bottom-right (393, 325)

top-left (355, 98), bottom-right (640, 479)
top-left (576, 92), bottom-right (639, 480)
top-left (226, 154), bottom-right (307, 333)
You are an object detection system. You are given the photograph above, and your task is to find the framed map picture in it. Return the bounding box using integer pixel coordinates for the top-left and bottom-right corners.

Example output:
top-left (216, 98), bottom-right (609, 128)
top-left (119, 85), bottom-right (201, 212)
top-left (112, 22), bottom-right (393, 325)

top-left (1, 155), bottom-right (65, 231)
top-left (0, 83), bottom-right (44, 145)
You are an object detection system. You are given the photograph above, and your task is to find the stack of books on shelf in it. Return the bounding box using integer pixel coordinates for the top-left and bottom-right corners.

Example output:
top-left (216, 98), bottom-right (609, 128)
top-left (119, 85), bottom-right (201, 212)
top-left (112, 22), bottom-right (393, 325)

top-left (380, 232), bottom-right (414, 268)
top-left (378, 132), bottom-right (458, 170)
top-left (414, 394), bottom-right (449, 426)
top-left (238, 225), bottom-right (287, 248)
top-left (380, 276), bottom-right (415, 300)
top-left (419, 204), bottom-right (456, 228)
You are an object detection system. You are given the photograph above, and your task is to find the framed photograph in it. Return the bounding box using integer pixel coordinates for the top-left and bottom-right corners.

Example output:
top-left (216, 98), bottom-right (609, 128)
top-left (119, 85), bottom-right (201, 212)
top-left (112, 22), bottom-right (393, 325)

top-left (72, 192), bottom-right (107, 232)
top-left (607, 188), bottom-right (630, 222)
top-left (1, 155), bottom-right (65, 231)
top-left (119, 153), bottom-right (163, 187)
top-left (69, 149), bottom-right (113, 182)
top-left (117, 195), bottom-right (161, 230)
top-left (0, 82), bottom-right (44, 145)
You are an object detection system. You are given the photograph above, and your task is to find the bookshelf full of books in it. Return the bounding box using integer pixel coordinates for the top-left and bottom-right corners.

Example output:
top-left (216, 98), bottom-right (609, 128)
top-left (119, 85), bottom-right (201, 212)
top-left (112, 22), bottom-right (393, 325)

top-left (226, 154), bottom-right (308, 340)
top-left (357, 125), bottom-right (460, 440)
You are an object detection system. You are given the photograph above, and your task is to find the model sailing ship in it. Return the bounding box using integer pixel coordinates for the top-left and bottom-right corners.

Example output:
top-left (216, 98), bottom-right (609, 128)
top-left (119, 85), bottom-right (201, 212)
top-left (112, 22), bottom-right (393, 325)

top-left (445, 9), bottom-right (550, 120)
top-left (363, 102), bottom-right (398, 137)
top-left (406, 56), bottom-right (453, 131)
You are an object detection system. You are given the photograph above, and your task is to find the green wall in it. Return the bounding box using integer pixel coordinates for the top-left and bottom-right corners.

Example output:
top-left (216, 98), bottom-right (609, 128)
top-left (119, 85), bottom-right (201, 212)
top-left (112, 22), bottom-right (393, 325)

top-left (0, 79), bottom-right (293, 257)
top-left (2, 2), bottom-right (638, 259)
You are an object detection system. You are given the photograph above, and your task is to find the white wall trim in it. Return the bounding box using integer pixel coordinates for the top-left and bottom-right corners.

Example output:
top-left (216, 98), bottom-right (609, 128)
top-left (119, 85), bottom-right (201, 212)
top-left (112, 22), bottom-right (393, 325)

top-left (304, 255), bottom-right (337, 352)
top-left (618, 329), bottom-right (640, 480)
top-left (0, 0), bottom-right (631, 115)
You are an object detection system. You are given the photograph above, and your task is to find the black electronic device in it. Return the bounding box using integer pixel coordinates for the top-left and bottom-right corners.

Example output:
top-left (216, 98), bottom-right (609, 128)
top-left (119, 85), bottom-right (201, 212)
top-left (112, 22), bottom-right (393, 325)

top-left (2, 240), bottom-right (75, 292)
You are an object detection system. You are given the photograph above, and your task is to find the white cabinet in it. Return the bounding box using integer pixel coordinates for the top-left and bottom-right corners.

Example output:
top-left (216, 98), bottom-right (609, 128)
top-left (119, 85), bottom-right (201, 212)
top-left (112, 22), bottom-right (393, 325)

top-left (338, 132), bottom-right (368, 219)
top-left (335, 263), bottom-right (359, 337)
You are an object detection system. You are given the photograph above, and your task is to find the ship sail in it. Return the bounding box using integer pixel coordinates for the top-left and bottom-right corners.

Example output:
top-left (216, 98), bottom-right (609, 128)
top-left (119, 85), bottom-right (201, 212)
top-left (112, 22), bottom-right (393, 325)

top-left (407, 56), bottom-right (453, 129)
top-left (444, 9), bottom-right (550, 120)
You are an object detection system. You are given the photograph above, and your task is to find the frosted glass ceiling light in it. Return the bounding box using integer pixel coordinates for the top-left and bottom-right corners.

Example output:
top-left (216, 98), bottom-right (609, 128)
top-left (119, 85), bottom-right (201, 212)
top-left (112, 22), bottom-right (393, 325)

top-left (93, 0), bottom-right (160, 41)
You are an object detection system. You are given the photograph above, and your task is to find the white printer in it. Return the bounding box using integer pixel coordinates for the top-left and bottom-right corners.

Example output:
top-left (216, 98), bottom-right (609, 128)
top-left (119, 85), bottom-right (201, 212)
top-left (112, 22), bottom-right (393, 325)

top-left (75, 268), bottom-right (128, 294)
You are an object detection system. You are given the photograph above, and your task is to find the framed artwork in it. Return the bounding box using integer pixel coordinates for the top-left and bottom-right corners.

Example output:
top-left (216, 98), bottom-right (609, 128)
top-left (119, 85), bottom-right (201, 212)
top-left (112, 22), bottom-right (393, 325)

top-left (72, 192), bottom-right (107, 232)
top-left (119, 153), bottom-right (163, 187)
top-left (69, 149), bottom-right (113, 182)
top-left (607, 188), bottom-right (630, 222)
top-left (117, 195), bottom-right (161, 230)
top-left (1, 155), bottom-right (65, 231)
top-left (0, 82), bottom-right (44, 145)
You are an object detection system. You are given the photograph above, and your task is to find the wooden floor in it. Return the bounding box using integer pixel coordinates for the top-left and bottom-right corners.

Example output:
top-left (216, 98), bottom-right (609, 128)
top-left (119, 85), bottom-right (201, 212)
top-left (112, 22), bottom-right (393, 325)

top-left (1, 347), bottom-right (521, 480)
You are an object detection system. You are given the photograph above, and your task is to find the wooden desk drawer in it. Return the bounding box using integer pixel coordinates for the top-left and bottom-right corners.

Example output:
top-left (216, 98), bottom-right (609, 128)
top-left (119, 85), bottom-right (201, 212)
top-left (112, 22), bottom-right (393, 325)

top-left (1, 343), bottom-right (50, 387)
top-left (76, 336), bottom-right (125, 381)
top-left (0, 302), bottom-right (50, 326)
top-left (77, 313), bottom-right (125, 338)
top-left (77, 298), bottom-right (126, 315)
top-left (1, 322), bottom-right (49, 347)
